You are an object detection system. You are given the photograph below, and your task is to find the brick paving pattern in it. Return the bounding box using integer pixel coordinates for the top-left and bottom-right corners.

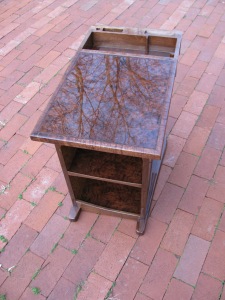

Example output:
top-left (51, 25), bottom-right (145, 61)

top-left (0, 0), bottom-right (225, 299)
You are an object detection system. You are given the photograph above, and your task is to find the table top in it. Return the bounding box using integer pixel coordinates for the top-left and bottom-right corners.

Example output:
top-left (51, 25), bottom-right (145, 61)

top-left (31, 50), bottom-right (176, 159)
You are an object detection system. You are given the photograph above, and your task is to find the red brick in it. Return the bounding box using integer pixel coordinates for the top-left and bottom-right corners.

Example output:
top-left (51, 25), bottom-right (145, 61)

top-left (130, 218), bottom-right (167, 265)
top-left (77, 272), bottom-right (112, 300)
top-left (51, 173), bottom-right (67, 197)
top-left (161, 209), bottom-right (195, 256)
top-left (0, 252), bottom-right (44, 300)
top-left (219, 209), bottom-right (225, 232)
top-left (34, 64), bottom-right (61, 84)
top-left (179, 175), bottom-right (209, 214)
top-left (59, 211), bottom-right (98, 250)
top-left (31, 245), bottom-right (73, 296)
top-left (215, 43), bottom-right (225, 60)
top-left (172, 111), bottom-right (198, 139)
top-left (36, 50), bottom-right (60, 68)
top-left (22, 144), bottom-right (55, 177)
top-left (139, 248), bottom-right (178, 300)
top-left (0, 224), bottom-right (37, 269)
top-left (163, 278), bottom-right (194, 300)
top-left (134, 293), bottom-right (152, 300)
top-left (183, 126), bottom-right (210, 156)
top-left (18, 66), bottom-right (43, 86)
top-left (0, 100), bottom-right (23, 123)
top-left (63, 237), bottom-right (105, 285)
top-left (168, 151), bottom-right (198, 188)
top-left (184, 90), bottom-right (208, 115)
top-left (48, 277), bottom-right (75, 300)
top-left (194, 146), bottom-right (221, 180)
top-left (23, 167), bottom-right (59, 203)
top-left (0, 134), bottom-right (26, 165)
top-left (20, 138), bottom-right (42, 155)
top-left (111, 257), bottom-right (148, 300)
top-left (198, 34), bottom-right (220, 62)
top-left (180, 48), bottom-right (200, 66)
top-left (17, 44), bottom-right (41, 61)
top-left (197, 105), bottom-right (220, 130)
top-left (117, 218), bottom-right (139, 239)
top-left (176, 76), bottom-right (198, 97)
top-left (0, 84), bottom-right (23, 106)
top-left (192, 273), bottom-right (222, 300)
top-left (0, 172), bottom-right (32, 210)
top-left (94, 231), bottom-right (136, 281)
top-left (169, 94), bottom-right (188, 118)
top-left (198, 24), bottom-right (215, 37)
top-left (20, 93), bottom-right (48, 117)
top-left (0, 199), bottom-right (32, 241)
top-left (30, 214), bottom-right (69, 259)
top-left (152, 183), bottom-right (184, 224)
top-left (0, 113), bottom-right (27, 141)
top-left (14, 81), bottom-right (41, 104)
top-left (163, 135), bottom-right (186, 168)
top-left (174, 235), bottom-right (210, 286)
top-left (0, 150), bottom-right (30, 183)
top-left (20, 288), bottom-right (46, 300)
top-left (192, 197), bottom-right (223, 241)
top-left (203, 230), bottom-right (225, 280)
top-left (18, 110), bottom-right (42, 137)
top-left (40, 74), bottom-right (63, 96)
top-left (207, 123), bottom-right (225, 150)
top-left (24, 191), bottom-right (64, 232)
top-left (207, 181), bottom-right (225, 203)
top-left (91, 215), bottom-right (120, 244)
top-left (198, 73), bottom-right (217, 94)
top-left (45, 152), bottom-right (61, 173)
top-left (206, 57), bottom-right (224, 77)
top-left (153, 165), bottom-right (172, 201)
top-left (165, 116), bottom-right (176, 135)
top-left (187, 59), bottom-right (207, 79)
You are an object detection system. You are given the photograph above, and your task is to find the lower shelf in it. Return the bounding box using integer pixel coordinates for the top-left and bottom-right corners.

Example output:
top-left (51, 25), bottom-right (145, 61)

top-left (69, 176), bottom-right (141, 214)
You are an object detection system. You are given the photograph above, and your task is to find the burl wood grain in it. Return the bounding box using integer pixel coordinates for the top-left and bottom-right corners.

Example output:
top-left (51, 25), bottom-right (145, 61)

top-left (32, 52), bottom-right (174, 152)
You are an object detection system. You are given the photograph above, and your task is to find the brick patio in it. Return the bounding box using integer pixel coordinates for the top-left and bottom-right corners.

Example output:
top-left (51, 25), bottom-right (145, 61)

top-left (0, 0), bottom-right (225, 299)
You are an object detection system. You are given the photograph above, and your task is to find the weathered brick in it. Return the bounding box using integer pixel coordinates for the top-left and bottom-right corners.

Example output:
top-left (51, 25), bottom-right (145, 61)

top-left (59, 211), bottom-right (98, 250)
top-left (0, 113), bottom-right (27, 141)
top-left (31, 245), bottom-right (73, 296)
top-left (112, 257), bottom-right (148, 300)
top-left (0, 134), bottom-right (26, 165)
top-left (30, 214), bottom-right (69, 259)
top-left (174, 235), bottom-right (210, 286)
top-left (203, 230), bottom-right (225, 280)
top-left (197, 105), bottom-right (220, 130)
top-left (183, 126), bottom-right (210, 156)
top-left (184, 90), bottom-right (208, 115)
top-left (192, 273), bottom-right (222, 300)
top-left (0, 200), bottom-right (33, 241)
top-left (48, 277), bottom-right (75, 300)
top-left (163, 135), bottom-right (186, 168)
top-left (152, 183), bottom-right (184, 224)
top-left (63, 237), bottom-right (105, 285)
top-left (131, 218), bottom-right (167, 265)
top-left (194, 146), bottom-right (221, 180)
top-left (24, 191), bottom-right (64, 232)
top-left (163, 278), bottom-right (194, 300)
top-left (172, 111), bottom-right (198, 139)
top-left (139, 248), bottom-right (178, 300)
top-left (91, 215), bottom-right (120, 244)
top-left (207, 123), bottom-right (225, 151)
top-left (168, 151), bottom-right (198, 188)
top-left (94, 231), bottom-right (136, 281)
top-left (0, 224), bottom-right (38, 269)
top-left (0, 252), bottom-right (44, 300)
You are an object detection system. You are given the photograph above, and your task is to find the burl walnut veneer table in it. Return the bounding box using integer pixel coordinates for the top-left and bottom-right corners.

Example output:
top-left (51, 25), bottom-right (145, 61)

top-left (31, 26), bottom-right (181, 235)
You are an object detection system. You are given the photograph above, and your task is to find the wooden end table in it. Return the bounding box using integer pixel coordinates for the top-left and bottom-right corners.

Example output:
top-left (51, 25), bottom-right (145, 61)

top-left (31, 26), bottom-right (181, 235)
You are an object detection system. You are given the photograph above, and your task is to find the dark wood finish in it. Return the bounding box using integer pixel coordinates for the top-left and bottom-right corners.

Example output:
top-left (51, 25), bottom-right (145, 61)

top-left (30, 26), bottom-right (181, 235)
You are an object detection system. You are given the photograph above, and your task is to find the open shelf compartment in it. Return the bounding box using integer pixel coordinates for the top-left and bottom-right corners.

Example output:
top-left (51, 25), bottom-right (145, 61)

top-left (63, 147), bottom-right (142, 186)
top-left (69, 176), bottom-right (141, 214)
top-left (82, 30), bottom-right (178, 57)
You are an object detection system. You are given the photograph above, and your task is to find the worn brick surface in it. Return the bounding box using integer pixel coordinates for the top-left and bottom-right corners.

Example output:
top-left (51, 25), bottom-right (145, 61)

top-left (112, 257), bottom-right (148, 300)
top-left (174, 235), bottom-right (210, 286)
top-left (94, 231), bottom-right (136, 281)
top-left (48, 277), bottom-right (75, 300)
top-left (192, 273), bottom-right (222, 300)
top-left (179, 175), bottom-right (209, 214)
top-left (140, 248), bottom-right (178, 300)
top-left (63, 236), bottom-right (105, 286)
top-left (163, 278), bottom-right (194, 300)
top-left (131, 218), bottom-right (167, 265)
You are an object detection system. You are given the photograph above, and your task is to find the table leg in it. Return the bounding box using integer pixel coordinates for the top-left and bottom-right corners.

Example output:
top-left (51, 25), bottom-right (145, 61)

top-left (136, 139), bottom-right (167, 235)
top-left (55, 145), bottom-right (81, 221)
